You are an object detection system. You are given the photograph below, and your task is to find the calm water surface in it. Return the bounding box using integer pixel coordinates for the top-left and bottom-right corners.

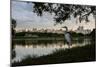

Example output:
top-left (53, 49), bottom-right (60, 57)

top-left (12, 37), bottom-right (92, 63)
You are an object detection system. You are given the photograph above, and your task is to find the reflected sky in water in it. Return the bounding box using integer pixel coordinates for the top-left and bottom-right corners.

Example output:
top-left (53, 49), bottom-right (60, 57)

top-left (12, 38), bottom-right (92, 63)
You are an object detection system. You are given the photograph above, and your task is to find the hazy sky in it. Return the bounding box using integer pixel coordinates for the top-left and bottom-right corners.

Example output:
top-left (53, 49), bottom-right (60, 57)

top-left (11, 1), bottom-right (96, 31)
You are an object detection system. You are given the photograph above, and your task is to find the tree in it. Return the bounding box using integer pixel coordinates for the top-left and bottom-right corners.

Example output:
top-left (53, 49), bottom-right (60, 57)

top-left (12, 19), bottom-right (17, 36)
top-left (90, 29), bottom-right (96, 38)
top-left (31, 2), bottom-right (96, 24)
top-left (12, 19), bottom-right (16, 28)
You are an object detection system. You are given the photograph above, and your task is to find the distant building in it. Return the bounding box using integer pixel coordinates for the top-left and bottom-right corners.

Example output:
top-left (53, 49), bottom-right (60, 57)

top-left (16, 28), bottom-right (64, 34)
top-left (32, 28), bottom-right (37, 32)
top-left (75, 26), bottom-right (91, 34)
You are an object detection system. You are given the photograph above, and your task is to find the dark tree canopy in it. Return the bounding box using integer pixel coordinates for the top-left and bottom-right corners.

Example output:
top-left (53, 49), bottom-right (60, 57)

top-left (32, 2), bottom-right (96, 24)
top-left (12, 19), bottom-right (17, 29)
top-left (12, 19), bottom-right (17, 36)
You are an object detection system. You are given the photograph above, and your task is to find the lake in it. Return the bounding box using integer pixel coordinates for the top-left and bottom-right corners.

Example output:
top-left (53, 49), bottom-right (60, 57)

top-left (11, 37), bottom-right (93, 64)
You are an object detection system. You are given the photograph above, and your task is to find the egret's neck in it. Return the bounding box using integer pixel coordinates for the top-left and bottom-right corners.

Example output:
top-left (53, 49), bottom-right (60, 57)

top-left (64, 29), bottom-right (68, 34)
top-left (65, 28), bottom-right (68, 32)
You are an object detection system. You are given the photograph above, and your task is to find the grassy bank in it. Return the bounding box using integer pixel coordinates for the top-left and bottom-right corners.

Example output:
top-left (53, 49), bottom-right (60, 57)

top-left (12, 43), bottom-right (96, 66)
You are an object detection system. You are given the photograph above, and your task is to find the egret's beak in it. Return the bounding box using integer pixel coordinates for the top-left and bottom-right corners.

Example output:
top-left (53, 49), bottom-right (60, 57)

top-left (62, 26), bottom-right (66, 28)
top-left (62, 26), bottom-right (68, 31)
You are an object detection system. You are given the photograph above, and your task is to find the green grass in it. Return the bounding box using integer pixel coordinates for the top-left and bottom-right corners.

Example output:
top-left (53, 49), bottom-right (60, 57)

top-left (12, 44), bottom-right (96, 66)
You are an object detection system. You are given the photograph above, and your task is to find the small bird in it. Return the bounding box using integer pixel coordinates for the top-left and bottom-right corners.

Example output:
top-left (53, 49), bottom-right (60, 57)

top-left (62, 26), bottom-right (72, 48)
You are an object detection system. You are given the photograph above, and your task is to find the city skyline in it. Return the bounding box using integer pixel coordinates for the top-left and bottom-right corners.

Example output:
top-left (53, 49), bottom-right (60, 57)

top-left (15, 26), bottom-right (92, 35)
top-left (12, 1), bottom-right (96, 31)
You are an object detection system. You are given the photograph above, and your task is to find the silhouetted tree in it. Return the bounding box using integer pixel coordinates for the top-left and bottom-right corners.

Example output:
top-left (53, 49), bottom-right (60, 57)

top-left (12, 19), bottom-right (16, 36)
top-left (31, 2), bottom-right (96, 24)
top-left (90, 29), bottom-right (96, 39)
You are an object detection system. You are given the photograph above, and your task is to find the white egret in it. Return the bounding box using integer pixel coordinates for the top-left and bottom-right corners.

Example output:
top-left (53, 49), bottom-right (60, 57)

top-left (62, 26), bottom-right (72, 48)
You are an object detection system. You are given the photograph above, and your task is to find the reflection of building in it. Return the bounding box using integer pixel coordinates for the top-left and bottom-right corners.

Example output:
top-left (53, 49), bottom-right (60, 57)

top-left (25, 34), bottom-right (38, 37)
top-left (75, 26), bottom-right (91, 34)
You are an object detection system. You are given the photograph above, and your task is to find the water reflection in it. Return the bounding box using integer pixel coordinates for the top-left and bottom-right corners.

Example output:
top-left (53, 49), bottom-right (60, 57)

top-left (12, 38), bottom-right (92, 63)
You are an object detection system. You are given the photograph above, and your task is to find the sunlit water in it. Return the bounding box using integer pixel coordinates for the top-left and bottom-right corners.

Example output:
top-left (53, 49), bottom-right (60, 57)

top-left (12, 38), bottom-right (92, 63)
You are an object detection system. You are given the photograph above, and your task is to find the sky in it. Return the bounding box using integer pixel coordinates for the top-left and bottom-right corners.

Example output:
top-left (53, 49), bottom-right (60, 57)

top-left (11, 1), bottom-right (96, 31)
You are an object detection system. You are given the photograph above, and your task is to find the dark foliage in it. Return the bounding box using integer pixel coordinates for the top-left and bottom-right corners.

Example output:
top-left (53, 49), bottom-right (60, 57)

top-left (15, 31), bottom-right (85, 38)
top-left (90, 29), bottom-right (96, 37)
top-left (15, 32), bottom-right (64, 37)
top-left (32, 2), bottom-right (96, 24)
top-left (12, 19), bottom-right (17, 36)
